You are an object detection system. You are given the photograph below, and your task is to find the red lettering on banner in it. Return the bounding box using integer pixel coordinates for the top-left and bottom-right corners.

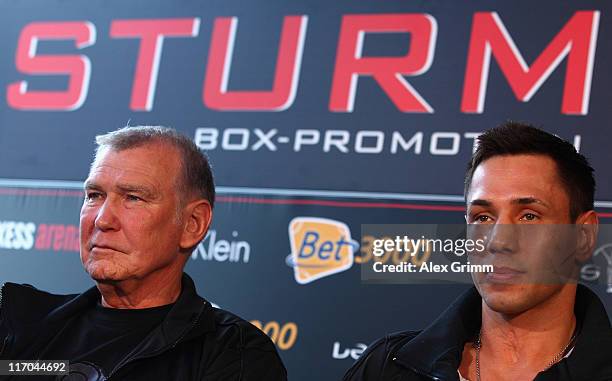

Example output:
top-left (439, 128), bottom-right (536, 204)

top-left (203, 15), bottom-right (308, 111)
top-left (34, 224), bottom-right (48, 249)
top-left (329, 14), bottom-right (437, 113)
top-left (34, 224), bottom-right (80, 252)
top-left (461, 11), bottom-right (600, 115)
top-left (110, 18), bottom-right (200, 111)
top-left (52, 225), bottom-right (65, 251)
top-left (7, 21), bottom-right (96, 111)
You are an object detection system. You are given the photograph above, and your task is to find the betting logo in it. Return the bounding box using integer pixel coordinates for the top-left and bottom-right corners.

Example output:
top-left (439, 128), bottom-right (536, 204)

top-left (285, 217), bottom-right (358, 284)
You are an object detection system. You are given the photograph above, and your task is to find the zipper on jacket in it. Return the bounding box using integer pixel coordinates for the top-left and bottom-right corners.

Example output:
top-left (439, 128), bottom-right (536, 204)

top-left (106, 302), bottom-right (205, 380)
top-left (170, 310), bottom-right (201, 349)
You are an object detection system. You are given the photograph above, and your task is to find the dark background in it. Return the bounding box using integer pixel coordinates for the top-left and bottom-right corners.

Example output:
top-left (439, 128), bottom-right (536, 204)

top-left (0, 1), bottom-right (610, 380)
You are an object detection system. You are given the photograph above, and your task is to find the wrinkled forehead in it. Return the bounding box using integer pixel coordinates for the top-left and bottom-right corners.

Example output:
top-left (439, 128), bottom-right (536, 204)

top-left (88, 142), bottom-right (183, 190)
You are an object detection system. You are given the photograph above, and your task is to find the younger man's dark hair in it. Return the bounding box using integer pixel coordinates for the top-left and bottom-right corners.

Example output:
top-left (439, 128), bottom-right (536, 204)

top-left (464, 121), bottom-right (595, 221)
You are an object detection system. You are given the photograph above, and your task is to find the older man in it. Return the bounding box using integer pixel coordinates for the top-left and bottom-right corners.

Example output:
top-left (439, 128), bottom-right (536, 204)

top-left (0, 126), bottom-right (287, 380)
top-left (344, 122), bottom-right (612, 381)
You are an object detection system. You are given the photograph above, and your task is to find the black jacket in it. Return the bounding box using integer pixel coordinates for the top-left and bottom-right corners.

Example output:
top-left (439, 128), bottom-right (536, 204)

top-left (343, 285), bottom-right (612, 381)
top-left (0, 273), bottom-right (287, 381)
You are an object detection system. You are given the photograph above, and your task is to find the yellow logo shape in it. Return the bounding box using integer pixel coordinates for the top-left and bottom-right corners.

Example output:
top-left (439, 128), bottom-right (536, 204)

top-left (286, 217), bottom-right (358, 284)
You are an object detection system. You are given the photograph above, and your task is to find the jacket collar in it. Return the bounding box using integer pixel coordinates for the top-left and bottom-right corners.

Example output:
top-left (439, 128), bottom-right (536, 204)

top-left (50, 273), bottom-right (216, 341)
top-left (157, 273), bottom-right (216, 343)
top-left (555, 285), bottom-right (612, 380)
top-left (393, 285), bottom-right (612, 380)
top-left (393, 286), bottom-right (481, 380)
top-left (105, 273), bottom-right (217, 375)
top-left (5, 272), bottom-right (216, 360)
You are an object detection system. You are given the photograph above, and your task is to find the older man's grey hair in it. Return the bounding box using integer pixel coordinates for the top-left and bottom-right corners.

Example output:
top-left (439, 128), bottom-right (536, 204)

top-left (93, 126), bottom-right (215, 209)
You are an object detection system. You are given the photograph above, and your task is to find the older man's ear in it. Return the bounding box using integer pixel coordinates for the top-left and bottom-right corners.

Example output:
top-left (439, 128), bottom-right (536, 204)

top-left (179, 200), bottom-right (213, 250)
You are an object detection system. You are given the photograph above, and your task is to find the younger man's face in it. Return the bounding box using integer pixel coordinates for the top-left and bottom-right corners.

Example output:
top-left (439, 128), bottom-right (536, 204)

top-left (466, 154), bottom-right (580, 315)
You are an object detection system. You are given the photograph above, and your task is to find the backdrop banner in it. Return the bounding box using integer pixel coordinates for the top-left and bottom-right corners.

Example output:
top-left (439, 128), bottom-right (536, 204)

top-left (0, 1), bottom-right (611, 380)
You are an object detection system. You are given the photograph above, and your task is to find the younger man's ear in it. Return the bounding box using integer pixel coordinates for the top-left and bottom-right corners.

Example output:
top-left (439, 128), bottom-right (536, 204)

top-left (574, 210), bottom-right (598, 263)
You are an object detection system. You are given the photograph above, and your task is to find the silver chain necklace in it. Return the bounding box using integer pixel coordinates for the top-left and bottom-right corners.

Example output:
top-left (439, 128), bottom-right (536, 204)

top-left (474, 328), bottom-right (577, 381)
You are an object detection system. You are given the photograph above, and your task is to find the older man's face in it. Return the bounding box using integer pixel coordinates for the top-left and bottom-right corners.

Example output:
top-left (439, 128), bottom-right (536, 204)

top-left (466, 154), bottom-right (578, 315)
top-left (80, 142), bottom-right (186, 283)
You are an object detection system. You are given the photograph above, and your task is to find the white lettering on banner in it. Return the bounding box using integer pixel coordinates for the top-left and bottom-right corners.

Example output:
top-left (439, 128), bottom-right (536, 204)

top-left (195, 128), bottom-right (582, 155)
top-left (0, 221), bottom-right (36, 250)
top-left (221, 128), bottom-right (250, 150)
top-left (430, 132), bottom-right (460, 155)
top-left (332, 342), bottom-right (367, 360)
top-left (191, 230), bottom-right (251, 263)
